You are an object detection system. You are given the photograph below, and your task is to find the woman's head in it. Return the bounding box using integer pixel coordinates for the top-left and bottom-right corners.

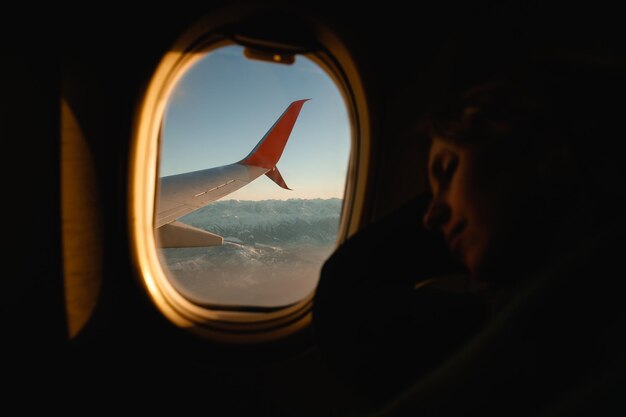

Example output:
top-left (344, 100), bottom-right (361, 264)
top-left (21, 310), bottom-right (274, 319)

top-left (421, 55), bottom-right (626, 283)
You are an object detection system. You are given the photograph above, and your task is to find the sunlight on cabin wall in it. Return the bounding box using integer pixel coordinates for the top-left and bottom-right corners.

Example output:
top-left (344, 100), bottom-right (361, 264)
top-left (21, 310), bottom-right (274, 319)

top-left (61, 99), bottom-right (102, 339)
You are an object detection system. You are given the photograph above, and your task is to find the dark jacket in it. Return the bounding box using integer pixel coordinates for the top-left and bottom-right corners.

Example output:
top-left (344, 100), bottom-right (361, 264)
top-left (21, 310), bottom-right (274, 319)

top-left (313, 196), bottom-right (626, 416)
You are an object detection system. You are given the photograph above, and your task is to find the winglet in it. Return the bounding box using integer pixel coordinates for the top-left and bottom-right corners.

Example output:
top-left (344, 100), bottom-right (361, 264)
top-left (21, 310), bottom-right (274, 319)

top-left (239, 99), bottom-right (309, 169)
top-left (265, 166), bottom-right (291, 190)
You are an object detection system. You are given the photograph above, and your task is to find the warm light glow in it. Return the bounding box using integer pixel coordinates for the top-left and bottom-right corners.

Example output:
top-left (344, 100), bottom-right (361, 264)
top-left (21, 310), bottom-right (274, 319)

top-left (129, 45), bottom-right (315, 342)
top-left (61, 99), bottom-right (102, 339)
top-left (128, 7), bottom-right (369, 342)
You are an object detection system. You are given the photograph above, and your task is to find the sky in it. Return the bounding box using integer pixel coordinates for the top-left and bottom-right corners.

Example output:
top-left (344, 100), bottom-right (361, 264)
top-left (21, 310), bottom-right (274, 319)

top-left (160, 45), bottom-right (351, 201)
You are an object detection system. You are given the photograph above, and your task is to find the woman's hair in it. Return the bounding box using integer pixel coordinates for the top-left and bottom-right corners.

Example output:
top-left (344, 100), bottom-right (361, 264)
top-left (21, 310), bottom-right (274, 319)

top-left (425, 54), bottom-right (625, 149)
top-left (420, 53), bottom-right (626, 219)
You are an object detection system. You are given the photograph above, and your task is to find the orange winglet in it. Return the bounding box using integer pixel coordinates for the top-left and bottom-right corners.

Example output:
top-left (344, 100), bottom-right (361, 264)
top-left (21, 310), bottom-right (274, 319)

top-left (240, 99), bottom-right (309, 169)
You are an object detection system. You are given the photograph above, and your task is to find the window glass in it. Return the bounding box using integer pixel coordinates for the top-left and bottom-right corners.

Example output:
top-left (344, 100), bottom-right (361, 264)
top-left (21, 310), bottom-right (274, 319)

top-left (157, 45), bottom-right (351, 308)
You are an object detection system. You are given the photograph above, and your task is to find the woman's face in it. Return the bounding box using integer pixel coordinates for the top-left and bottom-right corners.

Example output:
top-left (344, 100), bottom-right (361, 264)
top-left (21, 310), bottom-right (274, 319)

top-left (423, 137), bottom-right (541, 282)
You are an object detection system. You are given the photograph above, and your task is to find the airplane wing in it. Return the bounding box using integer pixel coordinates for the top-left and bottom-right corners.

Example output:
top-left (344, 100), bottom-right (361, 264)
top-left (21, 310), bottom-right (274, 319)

top-left (155, 99), bottom-right (309, 248)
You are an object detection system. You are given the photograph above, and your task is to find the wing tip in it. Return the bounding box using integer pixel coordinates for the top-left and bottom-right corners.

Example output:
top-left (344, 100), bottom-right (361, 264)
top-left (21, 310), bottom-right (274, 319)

top-left (240, 99), bottom-right (309, 169)
top-left (289, 98), bottom-right (311, 107)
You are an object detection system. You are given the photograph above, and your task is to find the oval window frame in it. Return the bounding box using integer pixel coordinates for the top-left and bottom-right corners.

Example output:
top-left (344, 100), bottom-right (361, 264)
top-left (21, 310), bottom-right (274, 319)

top-left (129, 5), bottom-right (370, 343)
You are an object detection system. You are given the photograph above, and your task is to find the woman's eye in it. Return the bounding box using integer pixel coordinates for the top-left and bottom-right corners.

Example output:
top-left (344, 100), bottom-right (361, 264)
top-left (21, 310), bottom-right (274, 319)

top-left (429, 152), bottom-right (459, 191)
top-left (441, 158), bottom-right (458, 182)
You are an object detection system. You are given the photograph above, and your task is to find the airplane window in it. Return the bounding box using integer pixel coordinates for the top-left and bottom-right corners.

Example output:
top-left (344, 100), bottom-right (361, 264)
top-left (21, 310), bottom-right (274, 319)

top-left (155, 44), bottom-right (351, 309)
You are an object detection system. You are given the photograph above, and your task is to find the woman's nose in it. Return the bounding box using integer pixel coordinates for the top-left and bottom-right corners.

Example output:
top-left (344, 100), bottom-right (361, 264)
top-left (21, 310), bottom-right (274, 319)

top-left (422, 196), bottom-right (450, 231)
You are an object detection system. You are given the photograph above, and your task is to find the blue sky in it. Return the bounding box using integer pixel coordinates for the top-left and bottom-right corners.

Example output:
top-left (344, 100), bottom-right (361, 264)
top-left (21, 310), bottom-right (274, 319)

top-left (160, 45), bottom-right (351, 200)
